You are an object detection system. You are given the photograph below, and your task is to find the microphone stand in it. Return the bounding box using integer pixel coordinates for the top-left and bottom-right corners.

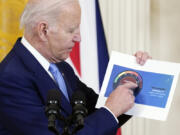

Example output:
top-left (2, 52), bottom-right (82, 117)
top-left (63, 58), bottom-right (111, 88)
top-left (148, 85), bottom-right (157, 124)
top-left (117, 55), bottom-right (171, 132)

top-left (49, 126), bottom-right (60, 135)
top-left (55, 113), bottom-right (86, 135)
top-left (46, 90), bottom-right (87, 135)
top-left (61, 116), bottom-right (72, 135)
top-left (47, 113), bottom-right (61, 135)
top-left (71, 120), bottom-right (84, 135)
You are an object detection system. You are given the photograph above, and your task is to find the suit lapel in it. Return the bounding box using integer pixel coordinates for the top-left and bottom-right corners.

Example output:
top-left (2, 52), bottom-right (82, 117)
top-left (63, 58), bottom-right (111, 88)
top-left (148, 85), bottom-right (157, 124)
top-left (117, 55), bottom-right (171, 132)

top-left (13, 38), bottom-right (72, 116)
top-left (34, 70), bottom-right (72, 116)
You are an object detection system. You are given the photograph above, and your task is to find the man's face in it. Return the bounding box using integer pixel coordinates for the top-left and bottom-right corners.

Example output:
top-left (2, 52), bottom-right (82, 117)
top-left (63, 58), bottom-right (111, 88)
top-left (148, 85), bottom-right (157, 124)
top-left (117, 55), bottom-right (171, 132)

top-left (47, 1), bottom-right (81, 62)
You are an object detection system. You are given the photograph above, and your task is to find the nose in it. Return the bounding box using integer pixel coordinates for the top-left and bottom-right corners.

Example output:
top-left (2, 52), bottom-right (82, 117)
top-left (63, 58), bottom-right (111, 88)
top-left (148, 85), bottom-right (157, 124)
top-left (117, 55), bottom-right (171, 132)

top-left (73, 29), bottom-right (81, 42)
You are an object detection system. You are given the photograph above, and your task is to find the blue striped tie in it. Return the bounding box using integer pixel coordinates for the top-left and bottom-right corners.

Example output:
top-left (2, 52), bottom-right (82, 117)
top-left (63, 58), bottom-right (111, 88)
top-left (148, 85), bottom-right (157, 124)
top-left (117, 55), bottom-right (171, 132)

top-left (49, 63), bottom-right (69, 101)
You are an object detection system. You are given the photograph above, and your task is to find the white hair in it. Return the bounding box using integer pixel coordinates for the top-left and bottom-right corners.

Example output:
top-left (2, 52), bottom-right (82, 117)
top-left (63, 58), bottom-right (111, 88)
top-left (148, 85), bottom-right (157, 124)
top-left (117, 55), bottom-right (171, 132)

top-left (20, 0), bottom-right (77, 34)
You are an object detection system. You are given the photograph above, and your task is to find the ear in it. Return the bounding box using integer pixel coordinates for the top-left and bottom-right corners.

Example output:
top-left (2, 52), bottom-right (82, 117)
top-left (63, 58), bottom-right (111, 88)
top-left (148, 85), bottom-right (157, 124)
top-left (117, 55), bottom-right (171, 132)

top-left (37, 21), bottom-right (49, 42)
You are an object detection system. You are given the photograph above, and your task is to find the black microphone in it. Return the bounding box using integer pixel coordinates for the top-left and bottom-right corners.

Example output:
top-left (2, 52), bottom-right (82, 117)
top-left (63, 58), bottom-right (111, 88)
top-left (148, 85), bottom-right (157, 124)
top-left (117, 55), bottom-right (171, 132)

top-left (45, 89), bottom-right (61, 135)
top-left (71, 91), bottom-right (88, 131)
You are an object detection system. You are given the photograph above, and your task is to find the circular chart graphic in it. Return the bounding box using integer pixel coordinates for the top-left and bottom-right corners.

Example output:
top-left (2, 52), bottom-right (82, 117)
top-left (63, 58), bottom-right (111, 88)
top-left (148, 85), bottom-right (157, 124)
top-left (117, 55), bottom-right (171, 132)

top-left (113, 71), bottom-right (143, 96)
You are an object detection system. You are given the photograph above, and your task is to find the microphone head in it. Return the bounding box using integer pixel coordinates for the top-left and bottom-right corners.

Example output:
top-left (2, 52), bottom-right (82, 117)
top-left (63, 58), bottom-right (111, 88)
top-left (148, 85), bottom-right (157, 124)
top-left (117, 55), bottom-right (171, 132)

top-left (45, 89), bottom-right (61, 117)
top-left (71, 91), bottom-right (86, 106)
top-left (46, 89), bottom-right (61, 105)
top-left (47, 89), bottom-right (61, 102)
top-left (45, 89), bottom-right (61, 132)
top-left (71, 90), bottom-right (88, 127)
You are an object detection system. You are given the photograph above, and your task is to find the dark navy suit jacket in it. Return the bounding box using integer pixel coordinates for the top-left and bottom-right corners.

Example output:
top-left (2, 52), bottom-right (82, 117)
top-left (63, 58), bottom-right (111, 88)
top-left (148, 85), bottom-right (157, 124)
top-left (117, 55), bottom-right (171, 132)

top-left (0, 38), bottom-right (131, 135)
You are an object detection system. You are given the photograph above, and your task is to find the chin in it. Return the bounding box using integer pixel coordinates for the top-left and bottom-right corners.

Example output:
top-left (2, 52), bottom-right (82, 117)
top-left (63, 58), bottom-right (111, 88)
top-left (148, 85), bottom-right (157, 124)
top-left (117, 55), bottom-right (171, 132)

top-left (61, 54), bottom-right (70, 61)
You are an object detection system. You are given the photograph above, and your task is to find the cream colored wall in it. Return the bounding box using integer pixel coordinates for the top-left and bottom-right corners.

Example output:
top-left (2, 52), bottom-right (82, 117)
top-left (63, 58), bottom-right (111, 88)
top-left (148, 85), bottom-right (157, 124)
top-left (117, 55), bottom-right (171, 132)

top-left (99, 0), bottom-right (150, 55)
top-left (151, 0), bottom-right (180, 62)
top-left (99, 0), bottom-right (180, 135)
top-left (147, 0), bottom-right (180, 134)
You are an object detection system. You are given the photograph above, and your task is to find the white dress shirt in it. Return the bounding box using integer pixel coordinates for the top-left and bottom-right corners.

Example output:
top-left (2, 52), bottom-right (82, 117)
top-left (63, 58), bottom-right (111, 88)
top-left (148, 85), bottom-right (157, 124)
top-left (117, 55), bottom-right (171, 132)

top-left (21, 37), bottom-right (53, 79)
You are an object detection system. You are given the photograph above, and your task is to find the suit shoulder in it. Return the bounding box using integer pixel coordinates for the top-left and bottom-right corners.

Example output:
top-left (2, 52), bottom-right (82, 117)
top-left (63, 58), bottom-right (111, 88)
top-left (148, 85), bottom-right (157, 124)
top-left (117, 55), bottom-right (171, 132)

top-left (0, 49), bottom-right (17, 72)
top-left (0, 48), bottom-right (29, 77)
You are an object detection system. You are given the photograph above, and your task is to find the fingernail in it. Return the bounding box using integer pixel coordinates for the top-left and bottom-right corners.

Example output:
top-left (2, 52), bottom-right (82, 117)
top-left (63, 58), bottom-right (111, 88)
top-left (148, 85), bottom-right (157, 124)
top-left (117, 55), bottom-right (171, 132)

top-left (140, 61), bottom-right (144, 65)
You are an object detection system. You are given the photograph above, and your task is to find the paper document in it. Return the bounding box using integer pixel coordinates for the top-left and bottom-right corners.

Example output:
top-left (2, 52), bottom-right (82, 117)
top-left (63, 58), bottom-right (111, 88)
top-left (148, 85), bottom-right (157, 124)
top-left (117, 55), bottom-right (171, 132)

top-left (96, 51), bottom-right (180, 121)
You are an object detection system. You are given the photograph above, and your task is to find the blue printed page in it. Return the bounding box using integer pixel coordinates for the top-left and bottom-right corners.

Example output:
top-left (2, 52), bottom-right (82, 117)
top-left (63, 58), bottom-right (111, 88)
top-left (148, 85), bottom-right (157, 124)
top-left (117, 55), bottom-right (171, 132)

top-left (96, 51), bottom-right (180, 121)
top-left (105, 65), bottom-right (173, 108)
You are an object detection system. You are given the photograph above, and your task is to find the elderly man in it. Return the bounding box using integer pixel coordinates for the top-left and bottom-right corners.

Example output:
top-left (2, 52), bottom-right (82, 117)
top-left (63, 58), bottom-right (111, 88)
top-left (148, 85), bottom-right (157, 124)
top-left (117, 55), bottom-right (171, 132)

top-left (0, 0), bottom-right (150, 135)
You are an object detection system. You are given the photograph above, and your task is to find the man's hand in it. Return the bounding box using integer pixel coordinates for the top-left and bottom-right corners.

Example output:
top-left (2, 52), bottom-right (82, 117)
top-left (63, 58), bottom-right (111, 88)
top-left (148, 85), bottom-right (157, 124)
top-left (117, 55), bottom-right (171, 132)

top-left (134, 51), bottom-right (152, 65)
top-left (105, 81), bottom-right (137, 117)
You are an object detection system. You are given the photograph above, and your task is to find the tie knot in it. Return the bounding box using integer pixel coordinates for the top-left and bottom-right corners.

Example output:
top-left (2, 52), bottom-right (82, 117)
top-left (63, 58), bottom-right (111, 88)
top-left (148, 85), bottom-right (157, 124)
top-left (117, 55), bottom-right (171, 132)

top-left (49, 63), bottom-right (58, 74)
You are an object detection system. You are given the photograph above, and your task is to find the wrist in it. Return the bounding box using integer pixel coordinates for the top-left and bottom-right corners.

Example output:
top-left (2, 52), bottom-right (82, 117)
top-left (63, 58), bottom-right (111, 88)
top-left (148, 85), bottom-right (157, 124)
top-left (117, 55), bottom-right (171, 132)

top-left (104, 104), bottom-right (122, 117)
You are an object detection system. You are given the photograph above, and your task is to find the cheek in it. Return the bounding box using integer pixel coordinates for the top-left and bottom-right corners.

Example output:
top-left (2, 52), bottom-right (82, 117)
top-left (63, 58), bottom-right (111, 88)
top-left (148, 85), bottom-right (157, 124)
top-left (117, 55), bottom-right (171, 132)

top-left (51, 40), bottom-right (68, 54)
top-left (61, 34), bottom-right (73, 43)
top-left (52, 36), bottom-right (65, 48)
top-left (59, 36), bottom-right (74, 48)
top-left (49, 32), bottom-right (73, 51)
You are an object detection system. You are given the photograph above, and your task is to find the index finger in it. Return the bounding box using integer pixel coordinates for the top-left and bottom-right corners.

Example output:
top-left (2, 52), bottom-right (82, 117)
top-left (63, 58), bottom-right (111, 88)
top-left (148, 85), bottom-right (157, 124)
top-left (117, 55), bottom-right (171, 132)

top-left (122, 81), bottom-right (138, 89)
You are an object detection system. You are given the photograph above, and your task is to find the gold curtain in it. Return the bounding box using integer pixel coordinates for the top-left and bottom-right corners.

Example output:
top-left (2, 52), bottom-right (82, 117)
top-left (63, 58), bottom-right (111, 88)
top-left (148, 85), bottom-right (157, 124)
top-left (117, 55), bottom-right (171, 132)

top-left (0, 0), bottom-right (28, 61)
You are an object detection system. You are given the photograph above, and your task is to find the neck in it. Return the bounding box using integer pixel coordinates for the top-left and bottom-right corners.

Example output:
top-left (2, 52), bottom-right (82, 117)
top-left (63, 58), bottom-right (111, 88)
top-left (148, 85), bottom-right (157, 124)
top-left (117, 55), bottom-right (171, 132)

top-left (24, 34), bottom-right (62, 63)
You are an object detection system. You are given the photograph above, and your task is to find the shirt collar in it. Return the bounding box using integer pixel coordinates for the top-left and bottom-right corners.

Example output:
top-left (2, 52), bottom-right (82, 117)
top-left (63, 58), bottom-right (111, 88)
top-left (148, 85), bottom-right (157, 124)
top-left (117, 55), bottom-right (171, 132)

top-left (21, 36), bottom-right (50, 72)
